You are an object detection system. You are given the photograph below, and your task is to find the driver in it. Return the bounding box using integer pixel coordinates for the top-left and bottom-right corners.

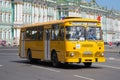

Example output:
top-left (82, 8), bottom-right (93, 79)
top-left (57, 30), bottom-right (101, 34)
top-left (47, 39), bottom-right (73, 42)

top-left (88, 29), bottom-right (96, 40)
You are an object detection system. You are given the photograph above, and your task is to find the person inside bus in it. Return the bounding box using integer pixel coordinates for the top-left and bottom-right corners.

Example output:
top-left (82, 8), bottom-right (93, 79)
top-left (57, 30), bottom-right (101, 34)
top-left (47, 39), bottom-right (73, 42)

top-left (38, 29), bottom-right (43, 40)
top-left (87, 29), bottom-right (96, 40)
top-left (75, 27), bottom-right (85, 40)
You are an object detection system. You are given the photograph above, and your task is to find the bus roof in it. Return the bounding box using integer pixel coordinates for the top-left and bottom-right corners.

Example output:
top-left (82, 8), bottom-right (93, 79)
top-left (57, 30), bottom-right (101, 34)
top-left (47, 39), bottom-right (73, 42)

top-left (20, 17), bottom-right (100, 29)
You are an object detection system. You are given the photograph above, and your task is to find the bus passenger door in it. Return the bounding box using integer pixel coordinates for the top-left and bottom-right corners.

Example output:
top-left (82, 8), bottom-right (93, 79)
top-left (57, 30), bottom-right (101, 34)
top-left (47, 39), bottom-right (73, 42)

top-left (44, 29), bottom-right (51, 60)
top-left (20, 32), bottom-right (25, 57)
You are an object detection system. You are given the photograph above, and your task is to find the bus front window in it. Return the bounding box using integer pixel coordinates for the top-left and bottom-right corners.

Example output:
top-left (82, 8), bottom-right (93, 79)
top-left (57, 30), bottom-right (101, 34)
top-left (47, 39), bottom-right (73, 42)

top-left (87, 27), bottom-right (102, 40)
top-left (66, 26), bottom-right (85, 40)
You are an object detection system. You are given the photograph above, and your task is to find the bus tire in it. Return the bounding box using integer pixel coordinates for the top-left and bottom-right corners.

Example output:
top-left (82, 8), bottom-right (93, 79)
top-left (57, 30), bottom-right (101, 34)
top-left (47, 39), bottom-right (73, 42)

top-left (84, 62), bottom-right (92, 67)
top-left (51, 52), bottom-right (59, 67)
top-left (27, 50), bottom-right (32, 62)
top-left (27, 49), bottom-right (37, 63)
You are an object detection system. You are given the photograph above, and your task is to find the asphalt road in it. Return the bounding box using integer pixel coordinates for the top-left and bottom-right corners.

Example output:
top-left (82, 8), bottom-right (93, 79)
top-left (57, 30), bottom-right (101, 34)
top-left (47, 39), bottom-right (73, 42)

top-left (0, 47), bottom-right (120, 80)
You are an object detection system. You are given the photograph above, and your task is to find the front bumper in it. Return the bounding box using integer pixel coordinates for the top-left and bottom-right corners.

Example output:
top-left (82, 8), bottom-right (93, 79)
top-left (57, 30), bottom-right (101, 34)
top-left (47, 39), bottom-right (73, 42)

top-left (65, 57), bottom-right (106, 63)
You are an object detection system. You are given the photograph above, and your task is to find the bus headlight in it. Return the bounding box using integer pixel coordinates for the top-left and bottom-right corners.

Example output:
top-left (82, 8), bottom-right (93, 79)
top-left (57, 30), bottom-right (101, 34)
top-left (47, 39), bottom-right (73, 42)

top-left (101, 53), bottom-right (104, 57)
top-left (70, 52), bottom-right (74, 57)
top-left (95, 52), bottom-right (104, 57)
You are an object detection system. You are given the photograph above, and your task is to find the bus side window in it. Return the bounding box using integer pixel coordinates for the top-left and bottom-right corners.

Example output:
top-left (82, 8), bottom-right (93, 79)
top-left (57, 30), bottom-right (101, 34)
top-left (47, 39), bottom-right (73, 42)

top-left (38, 26), bottom-right (43, 40)
top-left (52, 24), bottom-right (59, 40)
top-left (25, 28), bottom-right (31, 40)
top-left (59, 27), bottom-right (64, 40)
top-left (31, 27), bottom-right (37, 40)
top-left (51, 29), bottom-right (54, 40)
top-left (55, 26), bottom-right (59, 40)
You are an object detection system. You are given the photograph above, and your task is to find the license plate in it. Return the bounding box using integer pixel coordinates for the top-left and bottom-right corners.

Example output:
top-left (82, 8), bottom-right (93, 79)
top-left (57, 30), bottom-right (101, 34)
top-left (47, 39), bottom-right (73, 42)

top-left (84, 51), bottom-right (92, 54)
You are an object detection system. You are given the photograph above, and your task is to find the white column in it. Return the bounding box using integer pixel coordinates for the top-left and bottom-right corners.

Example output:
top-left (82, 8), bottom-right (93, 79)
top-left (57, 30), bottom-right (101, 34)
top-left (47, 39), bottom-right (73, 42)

top-left (15, 29), bottom-right (17, 39)
top-left (17, 4), bottom-right (19, 21)
top-left (40, 7), bottom-right (43, 22)
top-left (19, 4), bottom-right (22, 22)
top-left (23, 14), bottom-right (24, 23)
top-left (32, 5), bottom-right (34, 23)
top-left (53, 8), bottom-right (56, 20)
top-left (8, 30), bottom-right (10, 42)
top-left (4, 31), bottom-right (6, 40)
top-left (2, 13), bottom-right (4, 22)
top-left (29, 14), bottom-right (31, 24)
top-left (6, 29), bottom-right (8, 40)
top-left (7, 13), bottom-right (9, 23)
top-left (4, 13), bottom-right (6, 23)
top-left (34, 6), bottom-right (36, 23)
top-left (5, 13), bottom-right (7, 22)
top-left (36, 6), bottom-right (39, 22)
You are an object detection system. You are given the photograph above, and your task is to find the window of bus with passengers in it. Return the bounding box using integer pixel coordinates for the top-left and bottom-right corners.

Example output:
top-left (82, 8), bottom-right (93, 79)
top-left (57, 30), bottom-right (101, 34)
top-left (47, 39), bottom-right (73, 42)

top-left (51, 24), bottom-right (64, 40)
top-left (86, 27), bottom-right (102, 40)
top-left (66, 26), bottom-right (85, 40)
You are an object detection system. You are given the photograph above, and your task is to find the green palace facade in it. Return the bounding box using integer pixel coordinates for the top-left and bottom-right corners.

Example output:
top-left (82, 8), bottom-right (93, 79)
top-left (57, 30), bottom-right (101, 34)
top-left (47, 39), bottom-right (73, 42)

top-left (0, 0), bottom-right (120, 45)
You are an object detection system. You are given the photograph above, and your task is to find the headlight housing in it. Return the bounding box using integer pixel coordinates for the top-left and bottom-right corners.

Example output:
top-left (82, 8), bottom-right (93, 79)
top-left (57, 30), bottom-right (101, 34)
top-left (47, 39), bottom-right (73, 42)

top-left (95, 52), bottom-right (104, 57)
top-left (66, 52), bottom-right (75, 57)
top-left (70, 52), bottom-right (74, 57)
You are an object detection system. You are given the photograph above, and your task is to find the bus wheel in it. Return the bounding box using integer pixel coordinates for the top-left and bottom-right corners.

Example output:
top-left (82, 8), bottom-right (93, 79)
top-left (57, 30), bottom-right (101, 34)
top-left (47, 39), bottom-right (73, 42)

top-left (84, 62), bottom-right (92, 67)
top-left (27, 50), bottom-right (36, 63)
top-left (51, 52), bottom-right (59, 67)
top-left (27, 50), bottom-right (38, 63)
top-left (27, 50), bottom-right (32, 62)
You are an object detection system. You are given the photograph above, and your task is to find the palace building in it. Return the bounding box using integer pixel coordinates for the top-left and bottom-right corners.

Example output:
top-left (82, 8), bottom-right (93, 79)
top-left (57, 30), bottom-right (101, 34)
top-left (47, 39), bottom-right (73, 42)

top-left (0, 0), bottom-right (120, 45)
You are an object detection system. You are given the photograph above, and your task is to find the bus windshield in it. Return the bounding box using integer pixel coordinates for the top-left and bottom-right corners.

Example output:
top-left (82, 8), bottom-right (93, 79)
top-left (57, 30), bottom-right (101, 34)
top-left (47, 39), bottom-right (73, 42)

top-left (66, 26), bottom-right (85, 40)
top-left (86, 27), bottom-right (102, 40)
top-left (66, 26), bottom-right (102, 40)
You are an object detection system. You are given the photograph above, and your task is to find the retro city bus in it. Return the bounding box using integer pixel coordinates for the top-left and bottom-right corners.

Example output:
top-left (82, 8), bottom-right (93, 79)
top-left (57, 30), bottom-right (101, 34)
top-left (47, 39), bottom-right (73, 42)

top-left (19, 17), bottom-right (106, 67)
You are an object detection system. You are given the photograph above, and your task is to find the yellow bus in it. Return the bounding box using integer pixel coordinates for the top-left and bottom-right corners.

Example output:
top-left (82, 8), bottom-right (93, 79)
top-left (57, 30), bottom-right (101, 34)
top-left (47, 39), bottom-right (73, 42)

top-left (19, 17), bottom-right (106, 67)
